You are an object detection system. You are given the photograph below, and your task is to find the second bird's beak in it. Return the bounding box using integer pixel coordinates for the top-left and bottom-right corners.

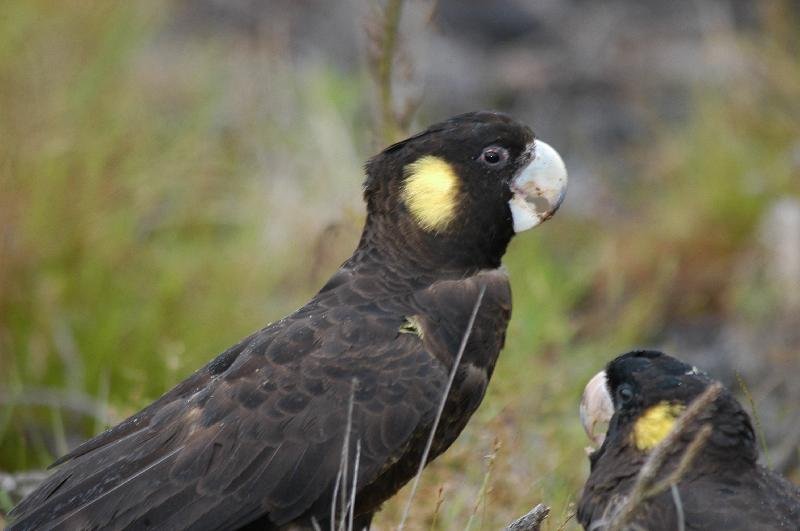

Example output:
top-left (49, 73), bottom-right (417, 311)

top-left (509, 140), bottom-right (568, 233)
top-left (580, 370), bottom-right (615, 451)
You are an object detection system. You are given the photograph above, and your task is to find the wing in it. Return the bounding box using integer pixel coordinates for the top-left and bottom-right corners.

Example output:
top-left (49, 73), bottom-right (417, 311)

top-left (9, 301), bottom-right (448, 530)
top-left (409, 268), bottom-right (511, 372)
top-left (679, 467), bottom-right (800, 530)
top-left (9, 266), bottom-right (512, 531)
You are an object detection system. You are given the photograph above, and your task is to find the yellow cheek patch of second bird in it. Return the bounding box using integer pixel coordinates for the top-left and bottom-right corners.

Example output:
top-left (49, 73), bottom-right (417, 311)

top-left (632, 401), bottom-right (686, 451)
top-left (402, 155), bottom-right (460, 232)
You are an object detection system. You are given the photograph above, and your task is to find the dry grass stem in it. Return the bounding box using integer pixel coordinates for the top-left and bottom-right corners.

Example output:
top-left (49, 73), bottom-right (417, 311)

top-left (375, 0), bottom-right (403, 141)
top-left (555, 510), bottom-right (575, 531)
top-left (331, 464), bottom-right (343, 528)
top-left (465, 437), bottom-right (501, 531)
top-left (365, 0), bottom-right (425, 144)
top-left (332, 379), bottom-right (358, 530)
top-left (347, 440), bottom-right (362, 531)
top-left (428, 485), bottom-right (446, 531)
top-left (669, 484), bottom-right (685, 531)
top-left (735, 372), bottom-right (772, 468)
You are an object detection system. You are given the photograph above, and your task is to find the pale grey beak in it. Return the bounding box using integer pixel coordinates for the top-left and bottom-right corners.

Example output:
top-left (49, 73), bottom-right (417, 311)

top-left (509, 140), bottom-right (568, 233)
top-left (579, 370), bottom-right (614, 450)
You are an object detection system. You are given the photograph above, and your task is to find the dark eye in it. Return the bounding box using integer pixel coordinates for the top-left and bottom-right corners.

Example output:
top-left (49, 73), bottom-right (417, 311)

top-left (617, 384), bottom-right (634, 404)
top-left (480, 146), bottom-right (509, 166)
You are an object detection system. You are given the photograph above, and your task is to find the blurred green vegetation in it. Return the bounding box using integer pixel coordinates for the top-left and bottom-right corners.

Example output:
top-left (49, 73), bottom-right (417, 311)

top-left (1, 0), bottom-right (799, 528)
top-left (0, 0), bottom-right (365, 472)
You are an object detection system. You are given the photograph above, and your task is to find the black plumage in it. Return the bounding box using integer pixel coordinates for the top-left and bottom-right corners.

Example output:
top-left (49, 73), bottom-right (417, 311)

top-left (9, 111), bottom-right (565, 530)
top-left (577, 350), bottom-right (800, 530)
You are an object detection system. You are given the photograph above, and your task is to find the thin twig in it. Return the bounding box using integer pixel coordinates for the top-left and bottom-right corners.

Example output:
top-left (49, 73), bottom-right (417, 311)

top-left (465, 437), bottom-right (500, 531)
top-left (735, 372), bottom-right (771, 468)
top-left (607, 382), bottom-right (723, 531)
top-left (332, 379), bottom-right (358, 531)
top-left (669, 484), bottom-right (685, 531)
top-left (428, 485), bottom-right (446, 531)
top-left (376, 0), bottom-right (404, 143)
top-left (503, 503), bottom-right (551, 531)
top-left (555, 510), bottom-right (575, 531)
top-left (482, 439), bottom-right (501, 530)
top-left (365, 0), bottom-right (427, 145)
top-left (330, 468), bottom-right (343, 530)
top-left (347, 440), bottom-right (362, 531)
top-left (397, 285), bottom-right (487, 530)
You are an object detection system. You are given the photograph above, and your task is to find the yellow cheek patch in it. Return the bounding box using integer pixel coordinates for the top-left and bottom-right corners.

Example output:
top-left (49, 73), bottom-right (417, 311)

top-left (401, 156), bottom-right (459, 232)
top-left (633, 401), bottom-right (686, 451)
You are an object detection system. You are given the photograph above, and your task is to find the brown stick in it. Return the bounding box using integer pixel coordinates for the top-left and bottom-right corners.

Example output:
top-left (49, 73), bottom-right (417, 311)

top-left (504, 503), bottom-right (551, 531)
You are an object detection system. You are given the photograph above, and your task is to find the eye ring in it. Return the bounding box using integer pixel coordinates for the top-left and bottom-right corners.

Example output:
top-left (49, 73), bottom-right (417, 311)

top-left (617, 384), bottom-right (634, 404)
top-left (480, 146), bottom-right (509, 166)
